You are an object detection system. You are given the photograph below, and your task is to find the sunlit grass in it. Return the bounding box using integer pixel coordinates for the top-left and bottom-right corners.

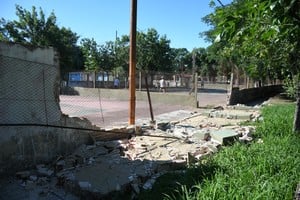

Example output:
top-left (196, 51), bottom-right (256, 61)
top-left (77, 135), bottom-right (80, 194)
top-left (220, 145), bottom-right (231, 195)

top-left (137, 104), bottom-right (300, 200)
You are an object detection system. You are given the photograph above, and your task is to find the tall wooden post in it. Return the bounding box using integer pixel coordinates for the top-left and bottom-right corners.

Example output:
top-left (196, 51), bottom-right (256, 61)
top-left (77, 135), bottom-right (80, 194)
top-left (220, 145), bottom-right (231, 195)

top-left (129, 0), bottom-right (137, 125)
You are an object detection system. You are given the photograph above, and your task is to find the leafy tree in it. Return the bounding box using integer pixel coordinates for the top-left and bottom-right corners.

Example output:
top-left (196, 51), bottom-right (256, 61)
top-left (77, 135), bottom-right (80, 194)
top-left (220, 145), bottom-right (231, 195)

top-left (99, 41), bottom-right (115, 72)
top-left (110, 29), bottom-right (174, 81)
top-left (206, 43), bottom-right (231, 80)
top-left (56, 27), bottom-right (82, 79)
top-left (203, 0), bottom-right (299, 83)
top-left (203, 0), bottom-right (300, 130)
top-left (80, 38), bottom-right (100, 71)
top-left (79, 38), bottom-right (116, 81)
top-left (114, 35), bottom-right (130, 76)
top-left (136, 28), bottom-right (172, 73)
top-left (196, 48), bottom-right (218, 82)
top-left (0, 5), bottom-right (56, 45)
top-left (0, 5), bottom-right (82, 79)
top-left (171, 48), bottom-right (191, 73)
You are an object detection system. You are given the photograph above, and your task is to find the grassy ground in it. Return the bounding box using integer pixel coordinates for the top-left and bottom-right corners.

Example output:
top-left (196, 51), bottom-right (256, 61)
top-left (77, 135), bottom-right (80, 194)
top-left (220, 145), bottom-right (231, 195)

top-left (137, 103), bottom-right (300, 200)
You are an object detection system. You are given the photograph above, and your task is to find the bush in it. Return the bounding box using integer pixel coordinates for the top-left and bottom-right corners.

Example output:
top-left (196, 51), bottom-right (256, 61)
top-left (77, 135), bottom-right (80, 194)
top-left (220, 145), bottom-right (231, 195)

top-left (283, 75), bottom-right (299, 100)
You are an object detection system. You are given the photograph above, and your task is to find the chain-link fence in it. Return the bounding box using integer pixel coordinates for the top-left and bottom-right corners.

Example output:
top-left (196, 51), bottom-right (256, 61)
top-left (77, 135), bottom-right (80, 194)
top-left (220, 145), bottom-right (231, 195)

top-left (0, 54), bottom-right (112, 129)
top-left (66, 69), bottom-right (268, 91)
top-left (1, 53), bottom-right (195, 128)
top-left (64, 70), bottom-right (197, 90)
top-left (0, 55), bottom-right (61, 126)
top-left (60, 70), bottom-right (198, 127)
top-left (2, 50), bottom-right (281, 129)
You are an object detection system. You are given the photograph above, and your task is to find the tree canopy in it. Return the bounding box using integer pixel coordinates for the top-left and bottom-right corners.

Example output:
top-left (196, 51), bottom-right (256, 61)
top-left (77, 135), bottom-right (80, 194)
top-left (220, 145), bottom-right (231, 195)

top-left (202, 0), bottom-right (300, 83)
top-left (202, 0), bottom-right (300, 131)
top-left (1, 4), bottom-right (219, 80)
top-left (0, 5), bottom-right (82, 79)
top-left (136, 28), bottom-right (172, 73)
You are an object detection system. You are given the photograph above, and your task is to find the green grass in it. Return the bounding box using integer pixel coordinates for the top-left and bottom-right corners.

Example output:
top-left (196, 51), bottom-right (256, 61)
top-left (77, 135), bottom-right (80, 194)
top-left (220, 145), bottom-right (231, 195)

top-left (137, 104), bottom-right (300, 200)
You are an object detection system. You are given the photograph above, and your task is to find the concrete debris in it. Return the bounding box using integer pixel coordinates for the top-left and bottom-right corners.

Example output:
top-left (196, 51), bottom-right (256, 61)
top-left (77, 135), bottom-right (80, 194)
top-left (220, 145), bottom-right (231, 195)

top-left (169, 124), bottom-right (197, 139)
top-left (156, 121), bottom-right (171, 131)
top-left (1, 107), bottom-right (261, 199)
top-left (142, 172), bottom-right (166, 190)
top-left (237, 126), bottom-right (254, 142)
top-left (213, 106), bottom-right (224, 110)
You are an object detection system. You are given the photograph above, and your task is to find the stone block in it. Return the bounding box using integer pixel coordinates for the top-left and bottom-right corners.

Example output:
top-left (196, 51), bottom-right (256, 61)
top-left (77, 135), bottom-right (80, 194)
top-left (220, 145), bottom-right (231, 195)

top-left (210, 129), bottom-right (239, 145)
top-left (193, 130), bottom-right (211, 141)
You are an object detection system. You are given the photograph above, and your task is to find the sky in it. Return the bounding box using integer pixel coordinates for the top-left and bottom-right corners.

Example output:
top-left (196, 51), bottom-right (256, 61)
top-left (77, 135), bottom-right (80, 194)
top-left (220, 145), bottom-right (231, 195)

top-left (0, 0), bottom-right (232, 51)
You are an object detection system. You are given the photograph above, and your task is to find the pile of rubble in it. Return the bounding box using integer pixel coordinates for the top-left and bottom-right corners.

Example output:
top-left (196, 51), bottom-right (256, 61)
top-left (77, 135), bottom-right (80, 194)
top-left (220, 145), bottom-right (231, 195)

top-left (0, 107), bottom-right (261, 199)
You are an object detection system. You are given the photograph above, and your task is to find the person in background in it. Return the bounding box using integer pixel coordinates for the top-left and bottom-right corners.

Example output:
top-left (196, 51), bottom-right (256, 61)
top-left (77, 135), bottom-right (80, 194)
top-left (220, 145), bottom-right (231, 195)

top-left (200, 78), bottom-right (204, 88)
top-left (114, 77), bottom-right (120, 88)
top-left (159, 76), bottom-right (166, 93)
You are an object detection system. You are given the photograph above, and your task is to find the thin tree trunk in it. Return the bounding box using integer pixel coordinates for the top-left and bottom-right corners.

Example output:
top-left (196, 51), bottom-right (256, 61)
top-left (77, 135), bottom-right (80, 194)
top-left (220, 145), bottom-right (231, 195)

top-left (294, 83), bottom-right (300, 132)
top-left (293, 97), bottom-right (300, 132)
top-left (235, 65), bottom-right (239, 87)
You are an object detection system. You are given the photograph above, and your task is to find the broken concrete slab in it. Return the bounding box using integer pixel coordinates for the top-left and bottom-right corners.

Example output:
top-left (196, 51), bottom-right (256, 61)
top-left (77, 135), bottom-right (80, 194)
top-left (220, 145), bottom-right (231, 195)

top-left (0, 105), bottom-right (261, 199)
top-left (135, 110), bottom-right (196, 128)
top-left (192, 129), bottom-right (211, 141)
top-left (210, 129), bottom-right (239, 145)
top-left (179, 108), bottom-right (261, 129)
top-left (201, 108), bottom-right (255, 120)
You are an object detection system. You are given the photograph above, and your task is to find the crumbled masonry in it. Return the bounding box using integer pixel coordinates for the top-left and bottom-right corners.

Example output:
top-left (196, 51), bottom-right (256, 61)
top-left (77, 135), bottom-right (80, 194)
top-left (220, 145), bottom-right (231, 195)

top-left (0, 106), bottom-right (261, 199)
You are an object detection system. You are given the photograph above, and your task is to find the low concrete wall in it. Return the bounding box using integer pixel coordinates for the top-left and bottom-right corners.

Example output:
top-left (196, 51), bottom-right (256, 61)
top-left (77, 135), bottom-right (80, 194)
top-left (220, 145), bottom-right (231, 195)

top-left (68, 87), bottom-right (197, 107)
top-left (0, 42), bottom-right (61, 124)
top-left (0, 125), bottom-right (92, 175)
top-left (0, 42), bottom-right (96, 176)
top-left (228, 85), bottom-right (283, 105)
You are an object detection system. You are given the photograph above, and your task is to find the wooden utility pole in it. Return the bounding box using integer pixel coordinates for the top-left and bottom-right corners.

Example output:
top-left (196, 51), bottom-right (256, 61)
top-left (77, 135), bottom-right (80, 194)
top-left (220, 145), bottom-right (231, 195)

top-left (129, 0), bottom-right (137, 125)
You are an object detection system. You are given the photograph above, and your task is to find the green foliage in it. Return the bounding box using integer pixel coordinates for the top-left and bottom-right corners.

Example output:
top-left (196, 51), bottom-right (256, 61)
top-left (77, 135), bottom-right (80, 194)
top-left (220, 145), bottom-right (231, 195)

top-left (80, 38), bottom-right (100, 71)
top-left (0, 4), bottom-right (196, 77)
top-left (114, 29), bottom-right (177, 75)
top-left (170, 48), bottom-right (191, 73)
top-left (202, 0), bottom-right (300, 82)
top-left (115, 35), bottom-right (130, 74)
top-left (98, 41), bottom-right (115, 71)
top-left (1, 5), bottom-right (222, 78)
top-left (0, 5), bottom-right (82, 79)
top-left (283, 75), bottom-right (299, 100)
top-left (138, 104), bottom-right (300, 200)
top-left (195, 104), bottom-right (299, 199)
top-left (137, 161), bottom-right (220, 200)
top-left (256, 104), bottom-right (295, 138)
top-left (136, 28), bottom-right (172, 72)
